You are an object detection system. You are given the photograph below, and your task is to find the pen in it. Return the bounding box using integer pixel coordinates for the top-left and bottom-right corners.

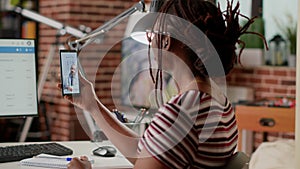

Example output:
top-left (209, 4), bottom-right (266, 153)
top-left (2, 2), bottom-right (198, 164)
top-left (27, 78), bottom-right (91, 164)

top-left (35, 155), bottom-right (73, 161)
top-left (112, 109), bottom-right (127, 123)
top-left (36, 155), bottom-right (95, 163)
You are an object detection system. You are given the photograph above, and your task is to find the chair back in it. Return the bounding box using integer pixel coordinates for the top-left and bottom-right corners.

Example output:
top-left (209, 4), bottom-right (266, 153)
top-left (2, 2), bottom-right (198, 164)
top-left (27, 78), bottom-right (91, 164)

top-left (222, 152), bottom-right (249, 169)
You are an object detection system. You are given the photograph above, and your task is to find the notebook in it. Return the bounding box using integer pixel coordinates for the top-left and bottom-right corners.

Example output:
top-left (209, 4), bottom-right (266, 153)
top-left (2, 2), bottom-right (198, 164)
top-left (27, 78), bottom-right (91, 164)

top-left (20, 154), bottom-right (94, 169)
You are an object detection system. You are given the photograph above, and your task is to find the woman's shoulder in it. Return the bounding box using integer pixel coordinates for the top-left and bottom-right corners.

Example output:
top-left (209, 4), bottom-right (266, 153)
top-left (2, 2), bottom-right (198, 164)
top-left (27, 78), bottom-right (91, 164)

top-left (169, 90), bottom-right (223, 102)
top-left (167, 90), bottom-right (203, 104)
top-left (167, 90), bottom-right (231, 110)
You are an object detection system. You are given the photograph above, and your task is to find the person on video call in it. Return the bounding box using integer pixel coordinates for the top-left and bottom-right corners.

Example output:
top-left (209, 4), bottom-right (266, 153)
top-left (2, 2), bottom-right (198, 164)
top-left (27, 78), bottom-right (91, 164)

top-left (64, 64), bottom-right (78, 92)
top-left (60, 0), bottom-right (266, 168)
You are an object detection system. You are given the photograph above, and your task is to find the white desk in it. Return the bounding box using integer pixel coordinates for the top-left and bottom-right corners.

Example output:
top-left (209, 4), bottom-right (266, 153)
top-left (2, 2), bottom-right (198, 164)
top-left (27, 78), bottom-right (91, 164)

top-left (0, 141), bottom-right (133, 169)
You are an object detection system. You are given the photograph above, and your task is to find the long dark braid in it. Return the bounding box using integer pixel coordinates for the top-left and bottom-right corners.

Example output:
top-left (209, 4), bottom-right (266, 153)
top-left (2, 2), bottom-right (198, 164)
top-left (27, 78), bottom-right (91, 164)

top-left (146, 10), bottom-right (169, 107)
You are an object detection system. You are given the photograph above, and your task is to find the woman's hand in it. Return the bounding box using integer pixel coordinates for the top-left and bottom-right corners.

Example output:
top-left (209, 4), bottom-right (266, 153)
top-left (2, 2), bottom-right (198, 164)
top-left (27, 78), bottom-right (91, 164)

top-left (57, 71), bottom-right (98, 111)
top-left (67, 156), bottom-right (92, 169)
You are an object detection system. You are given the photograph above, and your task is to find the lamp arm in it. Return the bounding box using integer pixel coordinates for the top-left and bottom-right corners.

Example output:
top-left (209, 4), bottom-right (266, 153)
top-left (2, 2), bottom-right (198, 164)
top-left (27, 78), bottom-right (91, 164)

top-left (14, 6), bottom-right (86, 38)
top-left (70, 0), bottom-right (146, 50)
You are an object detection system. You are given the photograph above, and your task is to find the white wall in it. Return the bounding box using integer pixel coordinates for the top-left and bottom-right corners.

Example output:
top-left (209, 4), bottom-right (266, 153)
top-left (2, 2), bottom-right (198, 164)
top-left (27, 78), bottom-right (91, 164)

top-left (264, 0), bottom-right (298, 41)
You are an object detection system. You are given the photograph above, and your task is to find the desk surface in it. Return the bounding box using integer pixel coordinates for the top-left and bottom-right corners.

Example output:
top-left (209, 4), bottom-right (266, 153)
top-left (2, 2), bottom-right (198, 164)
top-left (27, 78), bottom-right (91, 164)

top-left (0, 141), bottom-right (133, 169)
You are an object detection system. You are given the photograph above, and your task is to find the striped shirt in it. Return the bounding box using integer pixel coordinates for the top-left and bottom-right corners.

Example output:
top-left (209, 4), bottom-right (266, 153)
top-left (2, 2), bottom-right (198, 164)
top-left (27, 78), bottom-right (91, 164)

top-left (138, 90), bottom-right (238, 168)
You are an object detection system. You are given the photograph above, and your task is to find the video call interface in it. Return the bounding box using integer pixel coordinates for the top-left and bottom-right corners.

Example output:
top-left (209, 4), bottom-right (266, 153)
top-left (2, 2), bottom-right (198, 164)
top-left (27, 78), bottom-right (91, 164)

top-left (0, 39), bottom-right (38, 117)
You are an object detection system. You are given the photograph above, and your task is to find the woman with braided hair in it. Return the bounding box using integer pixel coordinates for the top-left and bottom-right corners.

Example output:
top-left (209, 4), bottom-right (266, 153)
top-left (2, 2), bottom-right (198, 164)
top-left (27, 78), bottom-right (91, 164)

top-left (63, 0), bottom-right (265, 168)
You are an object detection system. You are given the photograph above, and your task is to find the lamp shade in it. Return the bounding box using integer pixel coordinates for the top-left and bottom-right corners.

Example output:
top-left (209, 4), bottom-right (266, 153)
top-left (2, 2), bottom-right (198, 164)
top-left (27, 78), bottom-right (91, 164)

top-left (130, 13), bottom-right (158, 45)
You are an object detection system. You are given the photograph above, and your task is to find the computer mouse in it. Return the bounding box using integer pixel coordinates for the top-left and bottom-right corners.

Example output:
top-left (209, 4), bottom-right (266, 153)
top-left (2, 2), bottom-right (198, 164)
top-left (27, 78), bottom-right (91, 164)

top-left (92, 146), bottom-right (117, 157)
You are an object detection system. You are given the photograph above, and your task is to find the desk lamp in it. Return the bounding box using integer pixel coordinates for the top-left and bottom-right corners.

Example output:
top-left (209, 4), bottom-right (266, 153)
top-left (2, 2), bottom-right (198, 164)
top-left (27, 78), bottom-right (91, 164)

top-left (68, 0), bottom-right (165, 50)
top-left (65, 0), bottom-right (165, 141)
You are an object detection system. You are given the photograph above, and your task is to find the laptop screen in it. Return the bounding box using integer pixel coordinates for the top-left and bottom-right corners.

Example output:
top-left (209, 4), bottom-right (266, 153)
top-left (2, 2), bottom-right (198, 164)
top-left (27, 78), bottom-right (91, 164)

top-left (0, 39), bottom-right (38, 117)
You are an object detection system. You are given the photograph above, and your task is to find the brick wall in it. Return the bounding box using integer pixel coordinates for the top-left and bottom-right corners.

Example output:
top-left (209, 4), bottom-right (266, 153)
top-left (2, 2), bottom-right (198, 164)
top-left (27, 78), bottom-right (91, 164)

top-left (227, 66), bottom-right (296, 99)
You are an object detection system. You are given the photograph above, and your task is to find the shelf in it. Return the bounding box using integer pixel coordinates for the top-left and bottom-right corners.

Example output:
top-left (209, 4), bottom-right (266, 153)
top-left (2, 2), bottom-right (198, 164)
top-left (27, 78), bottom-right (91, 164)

top-left (234, 64), bottom-right (296, 70)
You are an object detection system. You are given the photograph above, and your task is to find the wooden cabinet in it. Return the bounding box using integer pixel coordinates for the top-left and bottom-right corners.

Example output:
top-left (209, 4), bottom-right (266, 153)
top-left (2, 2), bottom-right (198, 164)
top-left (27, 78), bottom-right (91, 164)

top-left (236, 105), bottom-right (295, 133)
top-left (235, 105), bottom-right (295, 154)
